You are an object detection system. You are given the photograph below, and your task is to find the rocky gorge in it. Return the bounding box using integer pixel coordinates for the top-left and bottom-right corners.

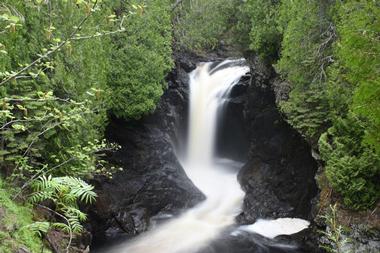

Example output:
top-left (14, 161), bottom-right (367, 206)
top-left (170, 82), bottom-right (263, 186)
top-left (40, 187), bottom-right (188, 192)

top-left (87, 51), bottom-right (322, 252)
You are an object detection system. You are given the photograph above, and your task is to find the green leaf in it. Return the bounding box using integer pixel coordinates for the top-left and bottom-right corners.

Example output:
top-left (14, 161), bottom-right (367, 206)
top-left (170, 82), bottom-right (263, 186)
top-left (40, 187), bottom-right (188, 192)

top-left (12, 124), bottom-right (26, 131)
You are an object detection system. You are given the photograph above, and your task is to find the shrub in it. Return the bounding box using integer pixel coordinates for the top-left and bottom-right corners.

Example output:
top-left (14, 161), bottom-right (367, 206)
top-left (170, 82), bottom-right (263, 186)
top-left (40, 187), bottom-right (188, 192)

top-left (174, 0), bottom-right (239, 51)
top-left (319, 116), bottom-right (380, 209)
top-left (237, 0), bottom-right (281, 61)
top-left (108, 0), bottom-right (173, 119)
top-left (332, 1), bottom-right (380, 154)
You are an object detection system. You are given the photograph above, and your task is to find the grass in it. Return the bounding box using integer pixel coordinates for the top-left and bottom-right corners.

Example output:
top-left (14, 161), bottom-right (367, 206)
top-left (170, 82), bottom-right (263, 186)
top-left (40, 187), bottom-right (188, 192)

top-left (0, 178), bottom-right (46, 253)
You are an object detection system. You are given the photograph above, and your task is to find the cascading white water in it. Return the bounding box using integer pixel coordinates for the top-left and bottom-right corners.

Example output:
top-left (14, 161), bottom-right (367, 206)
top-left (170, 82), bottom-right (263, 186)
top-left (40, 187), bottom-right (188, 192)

top-left (106, 60), bottom-right (250, 253)
top-left (185, 60), bottom-right (249, 199)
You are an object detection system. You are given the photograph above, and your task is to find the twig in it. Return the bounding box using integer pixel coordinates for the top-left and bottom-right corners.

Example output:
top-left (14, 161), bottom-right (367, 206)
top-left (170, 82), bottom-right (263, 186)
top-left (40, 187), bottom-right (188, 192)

top-left (71, 14), bottom-right (127, 41)
top-left (0, 118), bottom-right (39, 130)
top-left (172, 0), bottom-right (184, 11)
top-left (71, 28), bottom-right (126, 41)
top-left (13, 143), bottom-right (112, 200)
top-left (14, 157), bottom-right (76, 200)
top-left (0, 0), bottom-right (99, 86)
top-left (23, 121), bottom-right (62, 157)
top-left (371, 206), bottom-right (378, 216)
top-left (37, 204), bottom-right (73, 253)
top-left (119, 15), bottom-right (125, 29)
top-left (3, 96), bottom-right (85, 105)
top-left (14, 75), bottom-right (32, 80)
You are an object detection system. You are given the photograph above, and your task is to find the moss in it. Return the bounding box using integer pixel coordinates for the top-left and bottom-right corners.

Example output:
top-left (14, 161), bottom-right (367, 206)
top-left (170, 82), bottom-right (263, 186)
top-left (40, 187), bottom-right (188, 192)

top-left (0, 179), bottom-right (44, 253)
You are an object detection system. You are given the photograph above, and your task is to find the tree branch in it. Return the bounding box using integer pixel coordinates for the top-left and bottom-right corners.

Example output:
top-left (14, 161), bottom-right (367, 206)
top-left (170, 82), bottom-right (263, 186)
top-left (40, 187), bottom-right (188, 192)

top-left (0, 118), bottom-right (41, 130)
top-left (172, 0), bottom-right (184, 11)
top-left (0, 0), bottom-right (99, 86)
top-left (71, 28), bottom-right (126, 41)
top-left (37, 204), bottom-right (73, 253)
top-left (13, 141), bottom-right (111, 200)
top-left (14, 156), bottom-right (77, 200)
top-left (71, 15), bottom-right (127, 41)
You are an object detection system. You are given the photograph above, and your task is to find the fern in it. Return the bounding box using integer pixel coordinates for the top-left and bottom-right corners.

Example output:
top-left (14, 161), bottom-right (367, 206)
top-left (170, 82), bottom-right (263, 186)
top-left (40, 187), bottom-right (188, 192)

top-left (29, 175), bottom-right (97, 235)
top-left (23, 221), bottom-right (50, 237)
top-left (51, 222), bottom-right (71, 233)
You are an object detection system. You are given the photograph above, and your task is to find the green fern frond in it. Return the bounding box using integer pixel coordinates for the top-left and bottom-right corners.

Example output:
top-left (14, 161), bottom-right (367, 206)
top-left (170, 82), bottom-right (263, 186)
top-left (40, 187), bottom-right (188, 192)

top-left (23, 221), bottom-right (50, 237)
top-left (28, 175), bottom-right (96, 236)
top-left (51, 222), bottom-right (71, 233)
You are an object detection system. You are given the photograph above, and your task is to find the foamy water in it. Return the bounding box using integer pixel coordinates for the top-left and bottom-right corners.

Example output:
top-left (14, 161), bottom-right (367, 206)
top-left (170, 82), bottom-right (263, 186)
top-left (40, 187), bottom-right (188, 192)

top-left (105, 60), bottom-right (249, 253)
top-left (236, 218), bottom-right (310, 239)
top-left (103, 60), bottom-right (310, 253)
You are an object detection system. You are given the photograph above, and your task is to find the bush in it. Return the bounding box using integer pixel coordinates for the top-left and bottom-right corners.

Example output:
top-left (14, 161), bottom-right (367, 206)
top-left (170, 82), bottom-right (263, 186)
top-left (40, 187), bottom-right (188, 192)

top-left (0, 1), bottom-right (167, 248)
top-left (316, 0), bottom-right (380, 209)
top-left (237, 0), bottom-right (380, 209)
top-left (280, 85), bottom-right (330, 143)
top-left (0, 0), bottom-right (116, 180)
top-left (332, 1), bottom-right (380, 154)
top-left (319, 116), bottom-right (380, 210)
top-left (108, 0), bottom-right (173, 119)
top-left (236, 0), bottom-right (281, 62)
top-left (174, 0), bottom-right (239, 51)
top-left (276, 0), bottom-right (335, 141)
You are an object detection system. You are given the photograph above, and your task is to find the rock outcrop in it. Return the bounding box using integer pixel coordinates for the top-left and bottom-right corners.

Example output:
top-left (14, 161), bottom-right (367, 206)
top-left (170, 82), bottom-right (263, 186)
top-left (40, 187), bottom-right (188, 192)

top-left (87, 53), bottom-right (206, 248)
top-left (237, 55), bottom-right (318, 223)
top-left (88, 51), bottom-right (320, 252)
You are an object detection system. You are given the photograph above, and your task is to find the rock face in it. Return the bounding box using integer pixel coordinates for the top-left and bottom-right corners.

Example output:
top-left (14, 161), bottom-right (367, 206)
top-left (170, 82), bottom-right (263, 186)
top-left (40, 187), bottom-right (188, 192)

top-left (88, 53), bottom-right (205, 248)
top-left (214, 54), bottom-right (320, 252)
top-left (237, 55), bottom-right (319, 224)
top-left (88, 51), bottom-right (320, 252)
top-left (197, 230), bottom-right (316, 253)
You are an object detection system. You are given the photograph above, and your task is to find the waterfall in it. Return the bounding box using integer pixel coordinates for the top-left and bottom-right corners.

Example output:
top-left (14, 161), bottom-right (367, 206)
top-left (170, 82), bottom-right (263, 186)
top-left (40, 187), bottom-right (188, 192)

top-left (185, 60), bottom-right (249, 198)
top-left (106, 60), bottom-right (249, 253)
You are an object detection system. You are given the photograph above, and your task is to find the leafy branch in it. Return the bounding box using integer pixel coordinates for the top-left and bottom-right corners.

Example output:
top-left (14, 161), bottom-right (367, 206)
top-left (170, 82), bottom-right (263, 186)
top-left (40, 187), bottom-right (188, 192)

top-left (319, 204), bottom-right (351, 253)
top-left (0, 0), bottom-right (99, 86)
top-left (71, 15), bottom-right (127, 41)
top-left (28, 175), bottom-right (97, 252)
top-left (13, 141), bottom-right (118, 200)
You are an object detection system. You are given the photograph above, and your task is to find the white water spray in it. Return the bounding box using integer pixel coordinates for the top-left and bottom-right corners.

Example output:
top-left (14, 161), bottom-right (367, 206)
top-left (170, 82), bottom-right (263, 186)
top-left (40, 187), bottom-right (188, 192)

top-left (106, 60), bottom-right (249, 253)
top-left (104, 59), bottom-right (310, 253)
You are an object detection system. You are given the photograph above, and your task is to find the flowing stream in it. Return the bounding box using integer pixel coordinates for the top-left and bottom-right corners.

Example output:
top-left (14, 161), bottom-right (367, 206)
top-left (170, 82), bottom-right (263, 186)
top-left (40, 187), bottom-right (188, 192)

top-left (105, 60), bottom-right (309, 253)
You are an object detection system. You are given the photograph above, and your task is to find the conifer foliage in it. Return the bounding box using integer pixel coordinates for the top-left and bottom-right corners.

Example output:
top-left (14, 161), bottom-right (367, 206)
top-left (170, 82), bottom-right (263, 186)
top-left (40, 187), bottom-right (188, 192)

top-left (237, 0), bottom-right (380, 210)
top-left (0, 0), bottom-right (173, 251)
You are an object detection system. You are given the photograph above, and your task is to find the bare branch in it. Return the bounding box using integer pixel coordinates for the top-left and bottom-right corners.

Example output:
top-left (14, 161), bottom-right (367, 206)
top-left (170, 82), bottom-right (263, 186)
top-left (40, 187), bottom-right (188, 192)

top-left (37, 204), bottom-right (73, 253)
top-left (13, 139), bottom-right (111, 200)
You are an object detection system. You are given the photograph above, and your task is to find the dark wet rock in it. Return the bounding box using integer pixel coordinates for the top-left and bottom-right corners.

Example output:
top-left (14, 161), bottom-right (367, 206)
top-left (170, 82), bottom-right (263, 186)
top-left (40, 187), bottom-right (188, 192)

top-left (271, 77), bottom-right (291, 105)
top-left (236, 55), bottom-right (318, 224)
top-left (197, 229), bottom-right (319, 253)
top-left (45, 229), bottom-right (91, 253)
top-left (88, 118), bottom-right (204, 245)
top-left (215, 73), bottom-right (251, 162)
top-left (88, 50), bottom-right (320, 251)
top-left (87, 53), bottom-right (205, 247)
top-left (343, 224), bottom-right (380, 253)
